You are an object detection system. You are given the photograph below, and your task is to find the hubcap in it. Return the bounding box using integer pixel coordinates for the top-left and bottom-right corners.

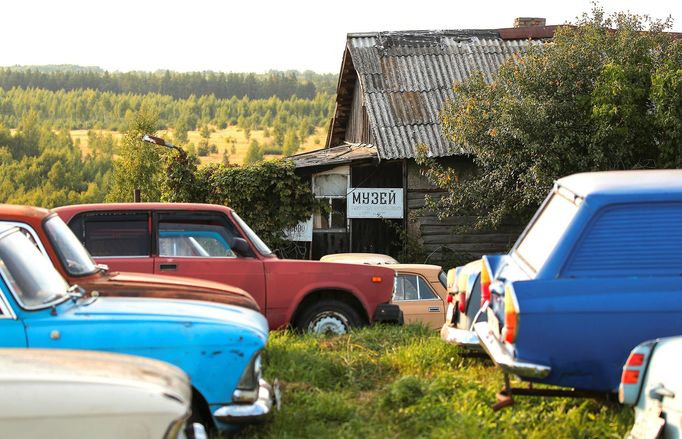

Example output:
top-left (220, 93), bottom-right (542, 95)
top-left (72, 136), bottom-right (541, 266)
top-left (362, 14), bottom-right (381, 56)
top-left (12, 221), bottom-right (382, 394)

top-left (308, 311), bottom-right (350, 335)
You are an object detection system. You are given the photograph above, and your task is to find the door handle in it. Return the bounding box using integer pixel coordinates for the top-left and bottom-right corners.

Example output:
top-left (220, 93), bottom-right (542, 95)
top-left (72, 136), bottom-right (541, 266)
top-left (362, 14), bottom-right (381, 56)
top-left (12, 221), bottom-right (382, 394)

top-left (160, 263), bottom-right (177, 271)
top-left (428, 307), bottom-right (441, 313)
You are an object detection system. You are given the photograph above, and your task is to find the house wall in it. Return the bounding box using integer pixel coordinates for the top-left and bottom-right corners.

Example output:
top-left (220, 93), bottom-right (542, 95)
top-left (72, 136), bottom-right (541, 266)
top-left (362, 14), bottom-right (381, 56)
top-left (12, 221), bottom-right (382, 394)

top-left (345, 81), bottom-right (372, 144)
top-left (406, 157), bottom-right (522, 265)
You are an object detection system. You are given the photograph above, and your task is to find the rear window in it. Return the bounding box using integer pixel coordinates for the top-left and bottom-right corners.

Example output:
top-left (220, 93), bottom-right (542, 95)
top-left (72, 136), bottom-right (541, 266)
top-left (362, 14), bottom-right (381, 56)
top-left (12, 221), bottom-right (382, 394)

top-left (73, 212), bottom-right (151, 257)
top-left (515, 192), bottom-right (579, 272)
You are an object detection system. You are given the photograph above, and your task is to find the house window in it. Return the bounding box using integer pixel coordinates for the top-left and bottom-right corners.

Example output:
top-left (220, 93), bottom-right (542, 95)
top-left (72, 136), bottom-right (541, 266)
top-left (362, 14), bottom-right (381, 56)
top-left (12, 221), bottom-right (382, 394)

top-left (313, 173), bottom-right (348, 231)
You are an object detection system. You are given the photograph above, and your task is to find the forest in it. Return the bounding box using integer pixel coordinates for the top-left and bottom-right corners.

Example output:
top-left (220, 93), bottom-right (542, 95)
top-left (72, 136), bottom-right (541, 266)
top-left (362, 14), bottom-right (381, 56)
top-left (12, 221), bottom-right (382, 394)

top-left (0, 66), bottom-right (337, 208)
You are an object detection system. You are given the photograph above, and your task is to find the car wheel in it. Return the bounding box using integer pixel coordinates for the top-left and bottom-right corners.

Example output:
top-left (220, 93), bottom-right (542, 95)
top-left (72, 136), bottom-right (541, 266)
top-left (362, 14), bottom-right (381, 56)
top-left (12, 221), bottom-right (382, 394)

top-left (298, 300), bottom-right (362, 335)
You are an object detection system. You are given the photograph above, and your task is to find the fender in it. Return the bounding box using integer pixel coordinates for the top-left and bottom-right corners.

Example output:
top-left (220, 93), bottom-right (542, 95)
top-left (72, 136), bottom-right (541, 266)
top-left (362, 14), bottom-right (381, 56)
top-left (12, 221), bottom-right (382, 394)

top-left (285, 280), bottom-right (372, 324)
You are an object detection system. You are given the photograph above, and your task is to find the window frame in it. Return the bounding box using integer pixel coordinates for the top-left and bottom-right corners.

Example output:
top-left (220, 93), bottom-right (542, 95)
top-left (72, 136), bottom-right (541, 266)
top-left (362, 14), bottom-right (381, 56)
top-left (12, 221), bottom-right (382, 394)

top-left (393, 273), bottom-right (441, 302)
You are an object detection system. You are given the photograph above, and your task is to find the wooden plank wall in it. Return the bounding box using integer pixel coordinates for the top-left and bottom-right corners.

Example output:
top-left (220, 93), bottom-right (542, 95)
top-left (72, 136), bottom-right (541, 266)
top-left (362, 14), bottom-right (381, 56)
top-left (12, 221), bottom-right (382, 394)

top-left (406, 158), bottom-right (523, 264)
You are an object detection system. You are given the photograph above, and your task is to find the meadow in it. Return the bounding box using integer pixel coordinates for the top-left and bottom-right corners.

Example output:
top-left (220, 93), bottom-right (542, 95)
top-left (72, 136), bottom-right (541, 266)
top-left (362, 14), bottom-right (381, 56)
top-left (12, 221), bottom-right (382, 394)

top-left (69, 126), bottom-right (326, 165)
top-left (235, 325), bottom-right (633, 438)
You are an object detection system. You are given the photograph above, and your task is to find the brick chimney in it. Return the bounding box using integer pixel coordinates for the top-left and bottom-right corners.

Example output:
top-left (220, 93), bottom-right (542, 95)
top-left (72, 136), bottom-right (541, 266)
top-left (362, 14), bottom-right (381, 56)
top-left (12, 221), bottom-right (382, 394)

top-left (513, 17), bottom-right (546, 28)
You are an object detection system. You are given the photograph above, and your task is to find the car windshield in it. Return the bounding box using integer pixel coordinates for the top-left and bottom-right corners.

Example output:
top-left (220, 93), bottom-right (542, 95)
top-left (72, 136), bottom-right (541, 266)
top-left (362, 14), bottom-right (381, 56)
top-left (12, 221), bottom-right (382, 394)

top-left (232, 212), bottom-right (273, 256)
top-left (514, 191), bottom-right (579, 273)
top-left (0, 229), bottom-right (70, 309)
top-left (44, 216), bottom-right (99, 276)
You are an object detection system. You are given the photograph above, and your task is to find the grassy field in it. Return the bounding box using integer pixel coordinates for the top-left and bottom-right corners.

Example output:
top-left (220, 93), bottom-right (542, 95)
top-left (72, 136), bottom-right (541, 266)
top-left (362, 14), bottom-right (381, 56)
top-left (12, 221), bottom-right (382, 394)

top-left (69, 126), bottom-right (325, 165)
top-left (235, 325), bottom-right (633, 439)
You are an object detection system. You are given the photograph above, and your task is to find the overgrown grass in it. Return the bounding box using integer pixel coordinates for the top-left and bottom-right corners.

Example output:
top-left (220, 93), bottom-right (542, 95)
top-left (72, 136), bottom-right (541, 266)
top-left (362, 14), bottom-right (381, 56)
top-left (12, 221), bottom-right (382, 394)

top-left (234, 325), bottom-right (633, 438)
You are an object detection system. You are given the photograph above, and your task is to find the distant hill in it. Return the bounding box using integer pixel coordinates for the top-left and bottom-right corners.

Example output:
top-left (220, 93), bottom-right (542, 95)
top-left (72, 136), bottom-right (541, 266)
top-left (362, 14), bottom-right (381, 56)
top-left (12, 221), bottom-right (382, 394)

top-left (0, 67), bottom-right (337, 100)
top-left (3, 64), bottom-right (104, 73)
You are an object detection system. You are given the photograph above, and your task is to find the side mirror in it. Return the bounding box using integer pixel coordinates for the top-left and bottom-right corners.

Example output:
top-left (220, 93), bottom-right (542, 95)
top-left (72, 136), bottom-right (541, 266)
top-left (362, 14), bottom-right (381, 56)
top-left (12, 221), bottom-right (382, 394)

top-left (231, 237), bottom-right (252, 257)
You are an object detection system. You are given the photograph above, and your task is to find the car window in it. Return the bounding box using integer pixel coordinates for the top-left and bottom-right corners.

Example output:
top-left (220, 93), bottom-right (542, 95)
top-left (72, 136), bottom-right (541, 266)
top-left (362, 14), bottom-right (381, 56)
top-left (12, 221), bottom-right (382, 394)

top-left (515, 191), bottom-right (579, 273)
top-left (78, 213), bottom-right (151, 257)
top-left (393, 274), bottom-right (438, 301)
top-left (418, 277), bottom-right (438, 300)
top-left (564, 203), bottom-right (682, 277)
top-left (158, 223), bottom-right (236, 258)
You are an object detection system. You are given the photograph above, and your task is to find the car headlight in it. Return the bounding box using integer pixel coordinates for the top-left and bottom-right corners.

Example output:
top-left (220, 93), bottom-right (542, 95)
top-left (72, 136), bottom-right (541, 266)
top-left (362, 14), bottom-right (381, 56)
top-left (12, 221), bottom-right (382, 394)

top-left (232, 351), bottom-right (262, 404)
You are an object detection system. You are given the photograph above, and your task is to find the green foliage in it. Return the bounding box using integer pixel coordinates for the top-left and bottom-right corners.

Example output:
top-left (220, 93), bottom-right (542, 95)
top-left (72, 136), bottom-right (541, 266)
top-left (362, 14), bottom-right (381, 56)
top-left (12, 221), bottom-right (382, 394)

top-left (0, 68), bottom-right (334, 100)
top-left (0, 122), bottom-right (112, 207)
top-left (244, 139), bottom-right (264, 164)
top-left (107, 109), bottom-right (164, 202)
top-left (159, 156), bottom-right (316, 248)
top-left (282, 128), bottom-right (300, 156)
top-left (235, 325), bottom-right (632, 438)
top-left (422, 7), bottom-right (682, 230)
top-left (200, 160), bottom-right (318, 247)
top-left (0, 87), bottom-right (334, 140)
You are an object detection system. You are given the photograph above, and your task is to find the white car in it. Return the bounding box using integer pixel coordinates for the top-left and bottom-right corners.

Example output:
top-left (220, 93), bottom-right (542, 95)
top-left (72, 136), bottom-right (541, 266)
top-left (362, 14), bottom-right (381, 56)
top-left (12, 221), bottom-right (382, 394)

top-left (0, 348), bottom-right (203, 439)
top-left (620, 336), bottom-right (682, 439)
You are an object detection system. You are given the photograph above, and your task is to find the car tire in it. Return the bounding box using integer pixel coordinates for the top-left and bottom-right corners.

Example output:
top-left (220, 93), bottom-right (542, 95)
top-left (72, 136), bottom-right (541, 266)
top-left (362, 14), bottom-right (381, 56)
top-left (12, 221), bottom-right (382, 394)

top-left (297, 300), bottom-right (362, 335)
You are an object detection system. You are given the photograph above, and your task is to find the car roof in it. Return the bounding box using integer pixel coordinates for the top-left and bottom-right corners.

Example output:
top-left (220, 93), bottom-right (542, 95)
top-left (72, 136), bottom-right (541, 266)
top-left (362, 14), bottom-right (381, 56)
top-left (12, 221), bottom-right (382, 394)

top-left (391, 263), bottom-right (444, 278)
top-left (557, 170), bottom-right (682, 199)
top-left (0, 204), bottom-right (51, 221)
top-left (53, 203), bottom-right (234, 217)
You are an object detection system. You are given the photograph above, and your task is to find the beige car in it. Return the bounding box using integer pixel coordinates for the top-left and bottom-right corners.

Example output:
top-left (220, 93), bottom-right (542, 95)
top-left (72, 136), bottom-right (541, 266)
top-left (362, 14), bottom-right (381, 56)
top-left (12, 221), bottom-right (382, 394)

top-left (0, 349), bottom-right (201, 439)
top-left (321, 254), bottom-right (448, 329)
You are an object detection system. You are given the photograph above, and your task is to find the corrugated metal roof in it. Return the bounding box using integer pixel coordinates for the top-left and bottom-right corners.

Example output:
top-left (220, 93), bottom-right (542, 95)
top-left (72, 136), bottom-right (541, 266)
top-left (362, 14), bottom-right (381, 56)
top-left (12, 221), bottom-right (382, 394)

top-left (346, 30), bottom-right (543, 159)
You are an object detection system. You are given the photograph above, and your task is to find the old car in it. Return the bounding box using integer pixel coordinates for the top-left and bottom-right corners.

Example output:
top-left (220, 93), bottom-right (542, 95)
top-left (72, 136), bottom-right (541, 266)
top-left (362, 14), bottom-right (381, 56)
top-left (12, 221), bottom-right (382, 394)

top-left (320, 253), bottom-right (399, 265)
top-left (0, 204), bottom-right (259, 312)
top-left (54, 203), bottom-right (399, 334)
top-left (0, 225), bottom-right (277, 432)
top-left (620, 336), bottom-right (682, 439)
top-left (441, 259), bottom-right (485, 348)
top-left (0, 348), bottom-right (203, 439)
top-left (474, 170), bottom-right (682, 395)
top-left (320, 253), bottom-right (447, 329)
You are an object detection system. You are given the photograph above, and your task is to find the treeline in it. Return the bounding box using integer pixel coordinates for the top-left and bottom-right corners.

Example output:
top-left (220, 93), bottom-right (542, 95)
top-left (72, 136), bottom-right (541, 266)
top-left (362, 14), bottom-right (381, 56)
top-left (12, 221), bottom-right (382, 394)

top-left (0, 68), bottom-right (337, 100)
top-left (0, 87), bottom-right (334, 137)
top-left (0, 115), bottom-right (113, 207)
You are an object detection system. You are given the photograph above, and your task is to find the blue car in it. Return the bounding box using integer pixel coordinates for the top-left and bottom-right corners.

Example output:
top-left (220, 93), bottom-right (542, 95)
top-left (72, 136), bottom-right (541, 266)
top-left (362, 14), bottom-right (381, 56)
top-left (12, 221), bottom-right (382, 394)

top-left (475, 170), bottom-right (682, 393)
top-left (0, 225), bottom-right (277, 431)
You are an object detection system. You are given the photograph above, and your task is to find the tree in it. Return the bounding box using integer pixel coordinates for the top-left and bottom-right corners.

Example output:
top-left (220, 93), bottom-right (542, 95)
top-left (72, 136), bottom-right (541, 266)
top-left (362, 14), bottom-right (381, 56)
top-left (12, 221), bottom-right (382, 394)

top-left (420, 7), bottom-right (682, 230)
top-left (282, 129), bottom-right (300, 156)
top-left (244, 139), bottom-right (263, 164)
top-left (107, 108), bottom-right (164, 202)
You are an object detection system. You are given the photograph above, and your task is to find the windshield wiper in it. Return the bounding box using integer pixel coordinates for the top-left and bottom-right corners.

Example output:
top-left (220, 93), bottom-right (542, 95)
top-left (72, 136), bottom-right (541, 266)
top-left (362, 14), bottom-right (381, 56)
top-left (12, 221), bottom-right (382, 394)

top-left (41, 292), bottom-right (66, 304)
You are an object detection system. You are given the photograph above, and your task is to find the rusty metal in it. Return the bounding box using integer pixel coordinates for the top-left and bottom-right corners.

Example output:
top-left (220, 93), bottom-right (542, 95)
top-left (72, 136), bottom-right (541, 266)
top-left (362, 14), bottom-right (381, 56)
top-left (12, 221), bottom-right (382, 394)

top-left (492, 372), bottom-right (609, 411)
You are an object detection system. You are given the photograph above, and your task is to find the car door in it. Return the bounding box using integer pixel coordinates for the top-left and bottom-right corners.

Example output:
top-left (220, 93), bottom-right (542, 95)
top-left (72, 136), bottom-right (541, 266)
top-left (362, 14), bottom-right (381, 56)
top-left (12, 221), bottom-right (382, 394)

top-left (69, 211), bottom-right (154, 273)
top-left (0, 267), bottom-right (28, 347)
top-left (152, 211), bottom-right (267, 310)
top-left (393, 273), bottom-right (444, 329)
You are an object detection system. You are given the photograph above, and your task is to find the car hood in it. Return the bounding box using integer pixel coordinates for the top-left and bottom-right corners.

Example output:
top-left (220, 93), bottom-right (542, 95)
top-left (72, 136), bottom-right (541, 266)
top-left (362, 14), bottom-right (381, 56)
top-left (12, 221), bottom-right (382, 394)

top-left (0, 348), bottom-right (191, 403)
top-left (78, 271), bottom-right (260, 312)
top-left (52, 297), bottom-right (269, 342)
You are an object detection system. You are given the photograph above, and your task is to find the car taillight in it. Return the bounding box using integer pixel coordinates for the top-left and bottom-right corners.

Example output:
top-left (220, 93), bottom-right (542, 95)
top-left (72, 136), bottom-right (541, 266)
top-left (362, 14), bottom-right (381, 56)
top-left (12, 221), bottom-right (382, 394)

top-left (619, 342), bottom-right (655, 406)
top-left (447, 268), bottom-right (458, 291)
top-left (621, 369), bottom-right (640, 385)
top-left (372, 276), bottom-right (382, 283)
top-left (446, 294), bottom-right (453, 303)
top-left (502, 284), bottom-right (519, 344)
top-left (458, 292), bottom-right (466, 313)
top-left (480, 261), bottom-right (491, 306)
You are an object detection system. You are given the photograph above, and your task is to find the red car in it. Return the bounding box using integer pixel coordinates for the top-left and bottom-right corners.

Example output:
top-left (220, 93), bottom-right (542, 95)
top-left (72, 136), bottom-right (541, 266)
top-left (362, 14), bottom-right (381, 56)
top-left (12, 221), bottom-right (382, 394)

top-left (54, 203), bottom-right (399, 333)
top-left (0, 204), bottom-right (259, 311)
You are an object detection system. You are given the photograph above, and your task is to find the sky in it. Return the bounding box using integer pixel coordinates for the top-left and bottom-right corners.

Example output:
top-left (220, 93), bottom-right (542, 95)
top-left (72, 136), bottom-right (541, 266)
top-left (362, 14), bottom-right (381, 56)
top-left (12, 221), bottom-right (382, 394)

top-left (1, 0), bottom-right (680, 74)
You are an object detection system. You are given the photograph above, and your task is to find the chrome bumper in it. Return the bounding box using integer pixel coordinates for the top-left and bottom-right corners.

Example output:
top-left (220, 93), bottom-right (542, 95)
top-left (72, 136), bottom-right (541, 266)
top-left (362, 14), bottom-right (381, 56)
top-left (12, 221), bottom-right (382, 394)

top-left (474, 321), bottom-right (551, 379)
top-left (213, 379), bottom-right (279, 424)
top-left (440, 324), bottom-right (482, 349)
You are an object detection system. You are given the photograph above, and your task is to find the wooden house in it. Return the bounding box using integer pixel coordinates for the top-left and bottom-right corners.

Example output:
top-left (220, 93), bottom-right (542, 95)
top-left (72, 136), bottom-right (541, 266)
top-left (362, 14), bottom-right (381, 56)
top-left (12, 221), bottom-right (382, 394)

top-left (291, 21), bottom-right (556, 263)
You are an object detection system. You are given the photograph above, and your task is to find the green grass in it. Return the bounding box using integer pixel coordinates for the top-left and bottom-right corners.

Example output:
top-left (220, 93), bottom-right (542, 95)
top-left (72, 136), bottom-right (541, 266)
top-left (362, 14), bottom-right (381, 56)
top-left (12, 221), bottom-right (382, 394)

top-left (233, 325), bottom-right (633, 438)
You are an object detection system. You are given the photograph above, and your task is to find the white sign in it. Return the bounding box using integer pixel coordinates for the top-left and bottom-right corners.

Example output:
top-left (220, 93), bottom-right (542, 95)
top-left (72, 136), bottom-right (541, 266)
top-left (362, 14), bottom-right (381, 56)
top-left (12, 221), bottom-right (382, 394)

top-left (347, 188), bottom-right (404, 219)
top-left (283, 216), bottom-right (313, 241)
